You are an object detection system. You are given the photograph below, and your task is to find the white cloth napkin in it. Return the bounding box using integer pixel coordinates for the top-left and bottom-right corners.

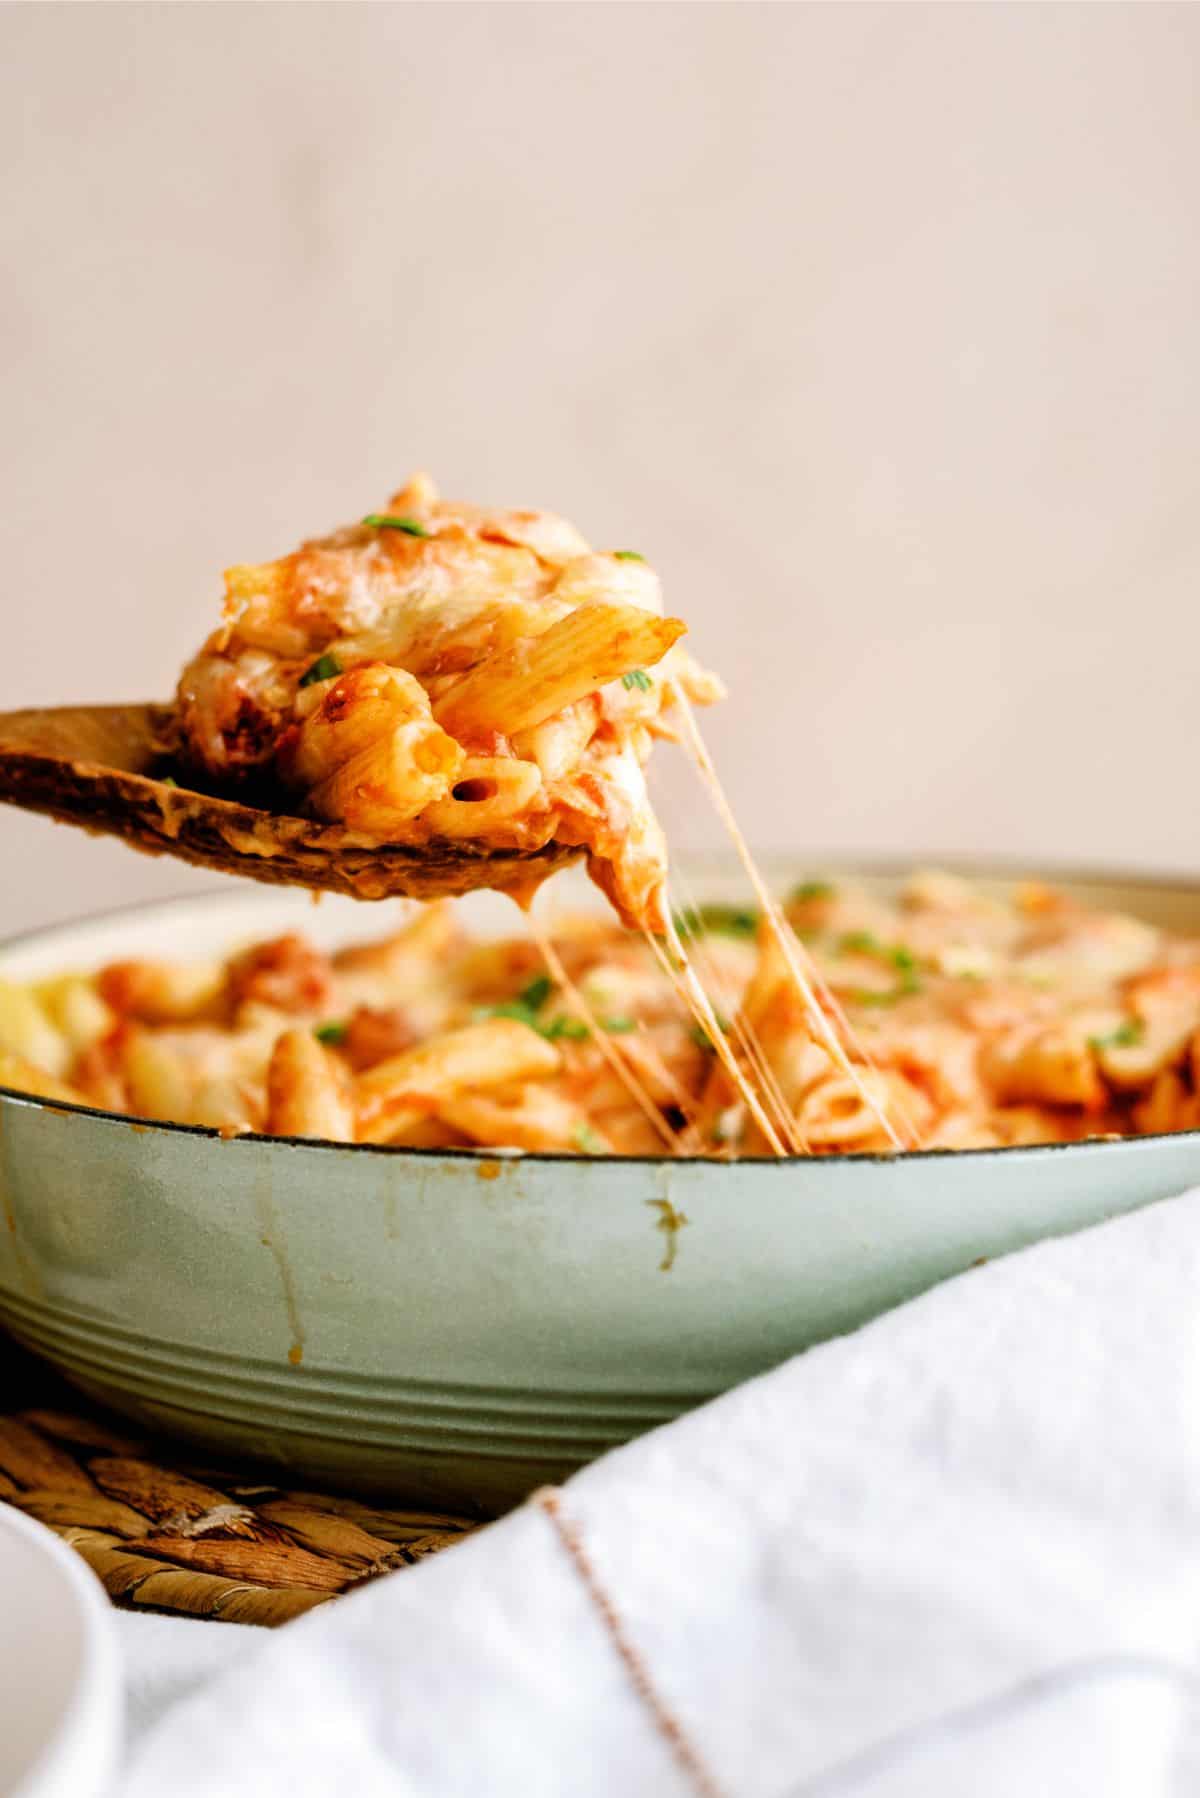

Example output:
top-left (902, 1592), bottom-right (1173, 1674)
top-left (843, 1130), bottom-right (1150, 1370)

top-left (111, 1185), bottom-right (1200, 1798)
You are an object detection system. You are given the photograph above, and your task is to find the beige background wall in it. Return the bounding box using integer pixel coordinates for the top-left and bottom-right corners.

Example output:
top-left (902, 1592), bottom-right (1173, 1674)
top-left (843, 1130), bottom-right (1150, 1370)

top-left (1, 2), bottom-right (1198, 933)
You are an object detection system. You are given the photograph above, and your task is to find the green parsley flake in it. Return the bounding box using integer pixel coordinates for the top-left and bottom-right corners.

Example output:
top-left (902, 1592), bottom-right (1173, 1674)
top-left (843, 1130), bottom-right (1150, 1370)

top-left (848, 973), bottom-right (923, 1008)
top-left (613, 549), bottom-right (645, 562)
top-left (160, 775), bottom-right (178, 789)
top-left (314, 1021), bottom-right (347, 1045)
top-left (362, 513), bottom-right (431, 537)
top-left (298, 653), bottom-right (343, 689)
top-left (1089, 1020), bottom-right (1144, 1051)
top-left (691, 1016), bottom-right (731, 1051)
top-left (838, 930), bottom-right (882, 957)
top-left (674, 905), bottom-right (759, 941)
top-left (476, 1000), bottom-right (593, 1042)
top-left (544, 1016), bottom-right (591, 1042)
top-left (572, 1125), bottom-right (605, 1154)
top-left (518, 974), bottom-right (553, 1012)
top-left (476, 1000), bottom-right (542, 1030)
top-left (790, 880), bottom-right (835, 904)
top-left (622, 668), bottom-right (653, 692)
top-left (478, 995), bottom-right (633, 1044)
top-left (838, 932), bottom-right (919, 975)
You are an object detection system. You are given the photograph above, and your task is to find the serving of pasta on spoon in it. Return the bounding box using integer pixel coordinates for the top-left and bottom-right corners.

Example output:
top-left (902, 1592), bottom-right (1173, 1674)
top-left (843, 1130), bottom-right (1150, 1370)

top-left (0, 474), bottom-right (721, 922)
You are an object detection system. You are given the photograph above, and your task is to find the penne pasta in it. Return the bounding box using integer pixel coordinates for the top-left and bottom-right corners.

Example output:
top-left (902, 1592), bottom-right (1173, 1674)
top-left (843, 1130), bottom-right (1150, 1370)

top-left (0, 979), bottom-right (70, 1077)
top-left (356, 1018), bottom-right (561, 1145)
top-left (438, 1084), bottom-right (600, 1153)
top-left (419, 757), bottom-right (544, 840)
top-left (290, 665), bottom-right (463, 787)
top-left (0, 1048), bottom-right (91, 1109)
top-left (4, 872), bottom-right (1199, 1158)
top-left (97, 959), bottom-right (224, 1025)
top-left (432, 602), bottom-right (685, 739)
top-left (266, 1030), bottom-right (355, 1142)
top-left (307, 729), bottom-right (464, 835)
top-left (120, 1030), bottom-right (197, 1127)
top-left (33, 976), bottom-right (115, 1053)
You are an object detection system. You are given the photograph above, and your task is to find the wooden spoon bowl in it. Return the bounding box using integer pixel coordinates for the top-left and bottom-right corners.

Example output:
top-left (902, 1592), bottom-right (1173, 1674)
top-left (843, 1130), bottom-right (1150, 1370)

top-left (0, 703), bottom-right (582, 903)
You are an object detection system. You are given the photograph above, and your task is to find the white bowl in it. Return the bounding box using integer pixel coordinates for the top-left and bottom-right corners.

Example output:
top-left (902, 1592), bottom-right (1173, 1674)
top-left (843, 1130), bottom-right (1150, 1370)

top-left (0, 1503), bottom-right (121, 1798)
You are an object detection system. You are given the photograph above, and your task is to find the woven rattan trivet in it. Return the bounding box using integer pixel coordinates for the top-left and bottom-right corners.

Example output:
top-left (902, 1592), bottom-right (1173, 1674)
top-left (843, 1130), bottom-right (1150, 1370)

top-left (0, 1336), bottom-right (480, 1625)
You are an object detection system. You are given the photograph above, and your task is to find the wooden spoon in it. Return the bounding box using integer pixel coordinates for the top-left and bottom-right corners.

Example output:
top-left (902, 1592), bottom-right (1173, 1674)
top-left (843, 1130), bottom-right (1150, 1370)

top-left (0, 703), bottom-right (581, 903)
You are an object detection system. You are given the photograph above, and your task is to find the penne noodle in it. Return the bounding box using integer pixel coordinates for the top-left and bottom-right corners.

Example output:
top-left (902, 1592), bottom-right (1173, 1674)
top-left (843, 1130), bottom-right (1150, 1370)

top-left (290, 665), bottom-right (455, 779)
top-left (120, 1031), bottom-right (196, 1127)
top-left (266, 1030), bottom-right (355, 1142)
top-left (432, 602), bottom-right (686, 738)
top-left (33, 976), bottom-right (115, 1053)
top-left (191, 1075), bottom-right (263, 1136)
top-left (981, 1025), bottom-right (1105, 1111)
top-left (420, 758), bottom-right (544, 840)
top-left (308, 728), bottom-right (464, 833)
top-left (291, 663), bottom-right (465, 832)
top-left (510, 701), bottom-right (599, 783)
top-left (796, 1068), bottom-right (933, 1153)
top-left (356, 1018), bottom-right (561, 1144)
top-left (0, 980), bottom-right (71, 1077)
top-left (438, 1084), bottom-right (597, 1153)
top-left (97, 959), bottom-right (225, 1026)
top-left (0, 1048), bottom-right (92, 1109)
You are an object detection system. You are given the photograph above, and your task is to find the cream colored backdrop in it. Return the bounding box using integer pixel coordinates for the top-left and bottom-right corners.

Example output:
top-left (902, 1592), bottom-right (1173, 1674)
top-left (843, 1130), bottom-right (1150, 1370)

top-left (2, 2), bottom-right (1198, 932)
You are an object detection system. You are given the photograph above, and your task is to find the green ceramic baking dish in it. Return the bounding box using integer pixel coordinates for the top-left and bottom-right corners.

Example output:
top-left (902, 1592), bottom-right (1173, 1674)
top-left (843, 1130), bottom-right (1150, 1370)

top-left (1, 865), bottom-right (1198, 1512)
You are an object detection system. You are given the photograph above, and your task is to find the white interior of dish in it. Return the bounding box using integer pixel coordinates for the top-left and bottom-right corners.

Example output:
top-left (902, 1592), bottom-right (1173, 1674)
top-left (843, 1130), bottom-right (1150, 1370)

top-left (0, 1504), bottom-right (120, 1798)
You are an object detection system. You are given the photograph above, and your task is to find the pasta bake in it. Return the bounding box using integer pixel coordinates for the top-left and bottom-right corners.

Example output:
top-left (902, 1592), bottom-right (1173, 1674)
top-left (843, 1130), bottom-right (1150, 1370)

top-left (172, 475), bottom-right (722, 929)
top-left (3, 873), bottom-right (1200, 1156)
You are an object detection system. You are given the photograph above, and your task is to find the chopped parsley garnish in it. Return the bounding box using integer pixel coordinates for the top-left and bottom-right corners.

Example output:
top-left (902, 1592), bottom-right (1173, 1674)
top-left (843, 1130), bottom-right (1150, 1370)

top-left (622, 668), bottom-right (653, 692)
top-left (849, 981), bottom-right (922, 1008)
top-left (691, 1015), bottom-right (731, 1051)
top-left (543, 1015), bottom-right (591, 1042)
top-left (298, 652), bottom-right (343, 689)
top-left (790, 880), bottom-right (835, 904)
top-left (543, 1013), bottom-right (635, 1041)
top-left (613, 549), bottom-right (645, 562)
top-left (838, 932), bottom-right (919, 974)
top-left (572, 1125), bottom-right (605, 1154)
top-left (846, 944), bottom-right (924, 1005)
top-left (674, 905), bottom-right (759, 941)
top-left (160, 775), bottom-right (178, 789)
top-left (314, 1021), bottom-right (347, 1045)
top-left (475, 997), bottom-right (628, 1042)
top-left (838, 930), bottom-right (882, 957)
top-left (518, 974), bottom-right (553, 1012)
top-left (475, 1000), bottom-right (544, 1031)
top-left (362, 513), bottom-right (430, 537)
top-left (1089, 1020), bottom-right (1144, 1051)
